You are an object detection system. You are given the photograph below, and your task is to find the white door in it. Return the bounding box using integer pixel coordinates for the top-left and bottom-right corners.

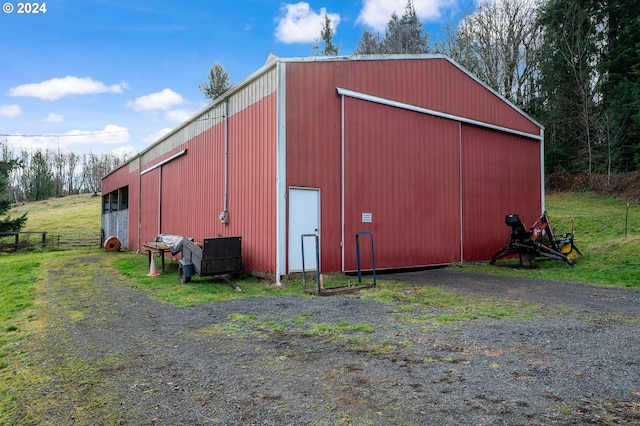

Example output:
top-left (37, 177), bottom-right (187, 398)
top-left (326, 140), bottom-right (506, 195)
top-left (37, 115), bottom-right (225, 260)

top-left (288, 188), bottom-right (320, 272)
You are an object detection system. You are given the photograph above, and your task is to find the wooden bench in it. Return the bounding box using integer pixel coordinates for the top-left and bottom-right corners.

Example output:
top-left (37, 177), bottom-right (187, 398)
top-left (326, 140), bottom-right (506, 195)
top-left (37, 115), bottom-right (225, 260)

top-left (143, 242), bottom-right (170, 272)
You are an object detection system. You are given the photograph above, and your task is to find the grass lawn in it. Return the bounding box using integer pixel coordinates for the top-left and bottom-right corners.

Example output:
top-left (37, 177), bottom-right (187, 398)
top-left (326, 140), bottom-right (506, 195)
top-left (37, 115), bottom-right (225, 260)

top-left (465, 192), bottom-right (640, 288)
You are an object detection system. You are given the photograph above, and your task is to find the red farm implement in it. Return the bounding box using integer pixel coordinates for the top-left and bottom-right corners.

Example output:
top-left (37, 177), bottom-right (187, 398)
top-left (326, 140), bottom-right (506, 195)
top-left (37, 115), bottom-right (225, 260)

top-left (490, 211), bottom-right (582, 268)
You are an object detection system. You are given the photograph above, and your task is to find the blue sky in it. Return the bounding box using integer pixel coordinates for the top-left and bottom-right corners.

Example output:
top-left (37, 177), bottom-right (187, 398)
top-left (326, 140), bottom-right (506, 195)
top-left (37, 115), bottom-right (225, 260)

top-left (1, 0), bottom-right (472, 157)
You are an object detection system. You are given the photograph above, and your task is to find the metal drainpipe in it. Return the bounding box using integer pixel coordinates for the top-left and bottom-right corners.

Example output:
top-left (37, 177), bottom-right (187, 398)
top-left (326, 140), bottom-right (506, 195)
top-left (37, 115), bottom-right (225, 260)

top-left (137, 158), bottom-right (142, 253)
top-left (222, 98), bottom-right (229, 224)
top-left (158, 165), bottom-right (162, 234)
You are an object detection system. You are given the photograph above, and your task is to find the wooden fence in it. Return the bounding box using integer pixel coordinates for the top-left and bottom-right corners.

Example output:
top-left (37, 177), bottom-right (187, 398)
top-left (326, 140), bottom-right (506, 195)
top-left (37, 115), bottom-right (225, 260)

top-left (0, 231), bottom-right (102, 252)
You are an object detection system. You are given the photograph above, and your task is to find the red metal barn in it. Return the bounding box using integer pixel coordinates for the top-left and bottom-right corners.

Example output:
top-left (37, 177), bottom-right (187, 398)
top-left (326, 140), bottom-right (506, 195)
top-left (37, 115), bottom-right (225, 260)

top-left (101, 55), bottom-right (544, 282)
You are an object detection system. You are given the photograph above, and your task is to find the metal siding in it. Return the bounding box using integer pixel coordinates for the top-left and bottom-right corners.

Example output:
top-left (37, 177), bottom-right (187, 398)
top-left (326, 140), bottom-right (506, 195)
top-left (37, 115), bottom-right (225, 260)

top-left (101, 164), bottom-right (130, 194)
top-left (159, 125), bottom-right (225, 240)
top-left (461, 124), bottom-right (542, 261)
top-left (146, 93), bottom-right (278, 274)
top-left (285, 57), bottom-right (541, 272)
top-left (134, 68), bottom-right (277, 172)
top-left (139, 168), bottom-right (159, 246)
top-left (286, 63), bottom-right (343, 272)
top-left (227, 93), bottom-right (277, 274)
top-left (125, 67), bottom-right (277, 272)
top-left (285, 58), bottom-right (539, 136)
top-left (343, 97), bottom-right (461, 270)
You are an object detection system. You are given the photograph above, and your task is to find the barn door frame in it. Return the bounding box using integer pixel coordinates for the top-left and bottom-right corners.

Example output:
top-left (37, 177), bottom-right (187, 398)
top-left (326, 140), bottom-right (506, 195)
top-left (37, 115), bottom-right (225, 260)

top-left (288, 187), bottom-right (321, 273)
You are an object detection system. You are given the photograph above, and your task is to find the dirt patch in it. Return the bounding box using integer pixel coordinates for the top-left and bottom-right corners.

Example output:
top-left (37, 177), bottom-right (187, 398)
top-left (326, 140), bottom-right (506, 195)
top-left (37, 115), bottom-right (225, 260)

top-left (16, 255), bottom-right (640, 425)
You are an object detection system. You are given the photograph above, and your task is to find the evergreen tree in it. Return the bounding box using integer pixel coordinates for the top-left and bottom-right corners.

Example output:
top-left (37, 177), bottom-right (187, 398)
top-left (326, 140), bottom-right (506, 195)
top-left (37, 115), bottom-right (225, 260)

top-left (598, 0), bottom-right (640, 171)
top-left (25, 150), bottom-right (54, 201)
top-left (354, 30), bottom-right (382, 54)
top-left (199, 62), bottom-right (233, 102)
top-left (381, 1), bottom-right (430, 54)
top-left (311, 14), bottom-right (340, 56)
top-left (536, 0), bottom-right (600, 174)
top-left (353, 0), bottom-right (429, 55)
top-left (0, 154), bottom-right (27, 232)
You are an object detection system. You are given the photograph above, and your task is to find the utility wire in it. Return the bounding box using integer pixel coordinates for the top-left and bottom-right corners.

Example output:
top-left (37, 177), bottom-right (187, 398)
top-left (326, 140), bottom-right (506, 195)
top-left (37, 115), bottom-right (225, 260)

top-left (0, 129), bottom-right (129, 138)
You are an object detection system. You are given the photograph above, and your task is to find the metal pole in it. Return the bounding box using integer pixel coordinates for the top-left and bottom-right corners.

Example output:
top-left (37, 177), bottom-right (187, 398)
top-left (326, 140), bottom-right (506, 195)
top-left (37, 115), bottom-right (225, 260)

top-left (355, 232), bottom-right (376, 286)
top-left (314, 234), bottom-right (320, 292)
top-left (370, 233), bottom-right (376, 286)
top-left (301, 233), bottom-right (321, 292)
top-left (625, 202), bottom-right (629, 238)
top-left (356, 233), bottom-right (362, 283)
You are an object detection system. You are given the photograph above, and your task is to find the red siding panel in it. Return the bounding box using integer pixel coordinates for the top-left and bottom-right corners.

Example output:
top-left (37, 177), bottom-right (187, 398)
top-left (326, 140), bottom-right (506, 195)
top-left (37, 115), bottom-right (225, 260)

top-left (140, 167), bottom-right (159, 245)
top-left (101, 165), bottom-right (130, 193)
top-left (227, 93), bottom-right (277, 274)
top-left (144, 93), bottom-right (278, 274)
top-left (343, 97), bottom-right (461, 270)
top-left (461, 125), bottom-right (542, 261)
top-left (286, 58), bottom-right (539, 137)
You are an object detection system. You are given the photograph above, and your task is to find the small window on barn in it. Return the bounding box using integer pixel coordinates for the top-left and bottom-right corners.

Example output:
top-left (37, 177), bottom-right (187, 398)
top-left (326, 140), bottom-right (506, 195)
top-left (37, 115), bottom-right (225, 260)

top-left (102, 194), bottom-right (110, 213)
top-left (110, 191), bottom-right (118, 212)
top-left (119, 186), bottom-right (129, 210)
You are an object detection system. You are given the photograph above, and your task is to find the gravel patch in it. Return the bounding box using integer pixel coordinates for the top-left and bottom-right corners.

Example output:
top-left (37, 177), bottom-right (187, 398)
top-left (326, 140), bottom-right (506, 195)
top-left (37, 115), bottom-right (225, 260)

top-left (28, 256), bottom-right (640, 425)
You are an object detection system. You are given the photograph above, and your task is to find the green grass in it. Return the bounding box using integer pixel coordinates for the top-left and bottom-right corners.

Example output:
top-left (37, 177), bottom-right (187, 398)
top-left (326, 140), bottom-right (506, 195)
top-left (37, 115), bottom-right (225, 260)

top-left (464, 192), bottom-right (640, 288)
top-left (0, 253), bottom-right (39, 370)
top-left (110, 252), bottom-right (305, 305)
top-left (8, 193), bottom-right (101, 234)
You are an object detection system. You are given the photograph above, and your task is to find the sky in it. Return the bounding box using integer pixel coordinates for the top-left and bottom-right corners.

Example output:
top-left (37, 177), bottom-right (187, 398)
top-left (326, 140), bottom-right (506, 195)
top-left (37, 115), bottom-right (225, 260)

top-left (0, 0), bottom-right (474, 157)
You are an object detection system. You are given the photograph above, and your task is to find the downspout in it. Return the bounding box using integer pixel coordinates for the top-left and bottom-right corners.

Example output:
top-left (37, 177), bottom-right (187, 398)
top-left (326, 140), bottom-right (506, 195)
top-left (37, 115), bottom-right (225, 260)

top-left (219, 98), bottom-right (230, 224)
top-left (340, 93), bottom-right (345, 272)
top-left (137, 158), bottom-right (142, 253)
top-left (158, 166), bottom-right (162, 234)
top-left (540, 128), bottom-right (545, 213)
top-left (459, 121), bottom-right (463, 263)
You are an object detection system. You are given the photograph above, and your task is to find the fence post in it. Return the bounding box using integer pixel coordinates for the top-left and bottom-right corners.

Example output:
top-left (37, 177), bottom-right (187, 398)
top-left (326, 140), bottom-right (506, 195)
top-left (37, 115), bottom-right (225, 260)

top-left (301, 233), bottom-right (321, 292)
top-left (355, 231), bottom-right (376, 287)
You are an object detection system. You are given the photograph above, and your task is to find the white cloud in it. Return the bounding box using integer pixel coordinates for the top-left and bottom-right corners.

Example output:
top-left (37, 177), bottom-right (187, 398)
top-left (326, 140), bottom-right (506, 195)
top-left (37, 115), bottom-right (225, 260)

top-left (142, 128), bottom-right (173, 144)
top-left (165, 108), bottom-right (195, 125)
top-left (357, 0), bottom-right (451, 31)
top-left (111, 145), bottom-right (137, 159)
top-left (0, 104), bottom-right (23, 117)
top-left (275, 2), bottom-right (340, 44)
top-left (8, 76), bottom-right (127, 100)
top-left (126, 88), bottom-right (185, 111)
top-left (7, 124), bottom-right (130, 152)
top-left (44, 112), bottom-right (63, 122)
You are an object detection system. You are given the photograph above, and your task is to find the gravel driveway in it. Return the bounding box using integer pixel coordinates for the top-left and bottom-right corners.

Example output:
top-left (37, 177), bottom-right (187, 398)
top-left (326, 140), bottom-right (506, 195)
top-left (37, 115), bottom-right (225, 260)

top-left (24, 255), bottom-right (640, 425)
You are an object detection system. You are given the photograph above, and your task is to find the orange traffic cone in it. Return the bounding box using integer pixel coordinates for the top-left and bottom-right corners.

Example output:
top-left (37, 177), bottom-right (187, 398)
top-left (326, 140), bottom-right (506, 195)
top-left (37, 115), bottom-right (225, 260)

top-left (148, 255), bottom-right (159, 277)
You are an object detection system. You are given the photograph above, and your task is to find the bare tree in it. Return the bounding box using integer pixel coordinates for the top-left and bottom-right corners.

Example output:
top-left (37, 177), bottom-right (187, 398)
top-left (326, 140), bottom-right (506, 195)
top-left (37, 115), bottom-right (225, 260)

top-left (440, 0), bottom-right (542, 107)
top-left (51, 148), bottom-right (67, 197)
top-left (66, 152), bottom-right (80, 195)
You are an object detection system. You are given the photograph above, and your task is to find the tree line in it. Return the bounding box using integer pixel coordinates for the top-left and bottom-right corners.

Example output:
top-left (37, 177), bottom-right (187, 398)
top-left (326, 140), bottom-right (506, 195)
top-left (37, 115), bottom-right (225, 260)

top-left (1, 141), bottom-right (130, 204)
